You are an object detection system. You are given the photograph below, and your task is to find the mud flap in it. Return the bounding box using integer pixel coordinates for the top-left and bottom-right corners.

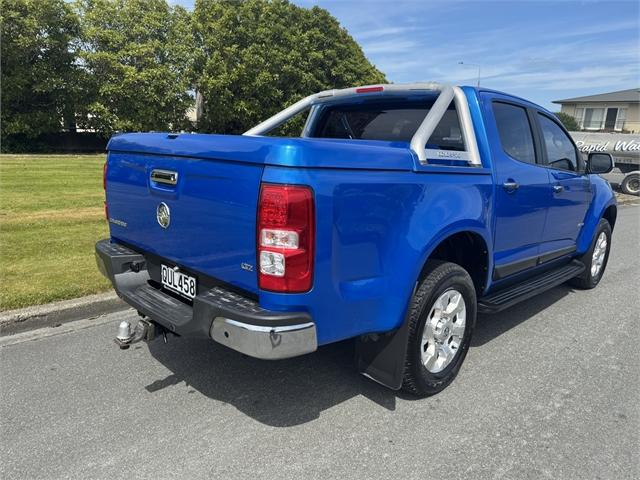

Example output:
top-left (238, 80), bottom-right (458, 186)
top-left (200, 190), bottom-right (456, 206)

top-left (356, 318), bottom-right (411, 390)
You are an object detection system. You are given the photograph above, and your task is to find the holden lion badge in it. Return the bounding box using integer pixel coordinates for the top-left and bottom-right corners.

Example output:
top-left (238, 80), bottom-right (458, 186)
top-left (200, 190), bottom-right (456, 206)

top-left (157, 202), bottom-right (170, 229)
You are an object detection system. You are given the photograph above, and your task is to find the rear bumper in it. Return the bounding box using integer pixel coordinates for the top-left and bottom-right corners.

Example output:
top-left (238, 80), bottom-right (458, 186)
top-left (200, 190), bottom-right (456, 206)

top-left (95, 239), bottom-right (317, 359)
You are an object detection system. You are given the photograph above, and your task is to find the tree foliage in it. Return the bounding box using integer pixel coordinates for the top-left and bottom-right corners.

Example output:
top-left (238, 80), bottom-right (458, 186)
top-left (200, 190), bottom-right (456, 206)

top-left (1, 0), bottom-right (386, 150)
top-left (75, 0), bottom-right (195, 134)
top-left (193, 0), bottom-right (386, 134)
top-left (555, 112), bottom-right (579, 131)
top-left (1, 0), bottom-right (82, 146)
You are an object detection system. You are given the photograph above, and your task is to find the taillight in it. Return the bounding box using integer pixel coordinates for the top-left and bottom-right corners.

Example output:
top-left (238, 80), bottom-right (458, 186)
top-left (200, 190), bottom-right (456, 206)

top-left (103, 162), bottom-right (108, 220)
top-left (355, 86), bottom-right (384, 94)
top-left (257, 184), bottom-right (314, 292)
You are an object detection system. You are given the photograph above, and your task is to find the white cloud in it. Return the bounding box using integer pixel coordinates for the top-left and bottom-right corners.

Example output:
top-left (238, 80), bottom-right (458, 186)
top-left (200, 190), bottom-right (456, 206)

top-left (356, 26), bottom-right (421, 41)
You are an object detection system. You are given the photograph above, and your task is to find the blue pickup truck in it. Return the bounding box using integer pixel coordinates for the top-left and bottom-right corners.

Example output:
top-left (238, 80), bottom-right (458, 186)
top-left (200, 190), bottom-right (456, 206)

top-left (96, 83), bottom-right (616, 396)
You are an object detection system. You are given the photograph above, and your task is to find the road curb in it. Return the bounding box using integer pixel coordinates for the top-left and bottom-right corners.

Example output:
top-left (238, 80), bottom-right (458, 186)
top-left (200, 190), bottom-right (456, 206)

top-left (614, 191), bottom-right (639, 206)
top-left (0, 292), bottom-right (129, 337)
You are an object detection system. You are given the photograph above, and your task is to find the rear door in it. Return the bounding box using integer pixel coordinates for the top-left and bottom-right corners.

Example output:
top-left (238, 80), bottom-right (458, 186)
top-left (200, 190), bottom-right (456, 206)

top-left (533, 112), bottom-right (591, 260)
top-left (483, 95), bottom-right (550, 280)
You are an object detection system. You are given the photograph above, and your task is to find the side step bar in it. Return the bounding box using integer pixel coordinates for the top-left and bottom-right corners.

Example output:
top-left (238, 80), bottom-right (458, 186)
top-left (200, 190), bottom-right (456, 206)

top-left (478, 260), bottom-right (585, 313)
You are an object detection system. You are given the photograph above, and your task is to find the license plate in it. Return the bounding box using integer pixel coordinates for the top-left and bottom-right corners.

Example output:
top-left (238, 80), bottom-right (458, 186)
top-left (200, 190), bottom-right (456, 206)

top-left (161, 264), bottom-right (197, 299)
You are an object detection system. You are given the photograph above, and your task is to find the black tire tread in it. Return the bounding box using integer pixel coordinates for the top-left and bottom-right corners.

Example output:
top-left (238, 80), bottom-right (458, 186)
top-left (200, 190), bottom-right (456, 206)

top-left (402, 260), bottom-right (476, 396)
top-left (621, 173), bottom-right (639, 196)
top-left (569, 218), bottom-right (611, 289)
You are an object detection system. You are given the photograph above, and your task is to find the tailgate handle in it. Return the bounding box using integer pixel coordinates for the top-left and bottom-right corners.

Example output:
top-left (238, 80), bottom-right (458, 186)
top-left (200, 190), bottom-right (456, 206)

top-left (151, 169), bottom-right (178, 185)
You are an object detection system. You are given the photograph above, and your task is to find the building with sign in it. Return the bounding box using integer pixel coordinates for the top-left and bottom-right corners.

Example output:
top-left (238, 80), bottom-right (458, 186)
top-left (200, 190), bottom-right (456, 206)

top-left (553, 88), bottom-right (640, 133)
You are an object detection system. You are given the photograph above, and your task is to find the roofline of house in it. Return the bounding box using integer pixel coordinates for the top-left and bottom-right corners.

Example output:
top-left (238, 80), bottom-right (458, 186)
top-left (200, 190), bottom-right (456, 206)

top-left (553, 88), bottom-right (640, 104)
top-left (552, 99), bottom-right (640, 104)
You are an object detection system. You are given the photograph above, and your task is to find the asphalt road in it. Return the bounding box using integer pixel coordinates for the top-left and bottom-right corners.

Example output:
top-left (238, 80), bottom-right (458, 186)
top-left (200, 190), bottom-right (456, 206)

top-left (2, 205), bottom-right (639, 480)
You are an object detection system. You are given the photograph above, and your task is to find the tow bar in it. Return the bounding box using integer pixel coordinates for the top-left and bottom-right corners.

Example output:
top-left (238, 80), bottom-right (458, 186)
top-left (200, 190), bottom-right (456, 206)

top-left (114, 316), bottom-right (161, 349)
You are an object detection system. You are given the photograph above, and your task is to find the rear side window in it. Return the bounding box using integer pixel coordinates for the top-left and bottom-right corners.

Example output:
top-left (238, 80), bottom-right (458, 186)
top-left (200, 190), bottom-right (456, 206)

top-left (492, 102), bottom-right (536, 164)
top-left (537, 114), bottom-right (579, 171)
top-left (312, 102), bottom-right (465, 151)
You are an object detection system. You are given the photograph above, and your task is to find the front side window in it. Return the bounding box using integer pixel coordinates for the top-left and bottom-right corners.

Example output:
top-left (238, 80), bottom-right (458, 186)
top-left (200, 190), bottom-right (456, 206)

top-left (537, 114), bottom-right (579, 171)
top-left (492, 102), bottom-right (536, 164)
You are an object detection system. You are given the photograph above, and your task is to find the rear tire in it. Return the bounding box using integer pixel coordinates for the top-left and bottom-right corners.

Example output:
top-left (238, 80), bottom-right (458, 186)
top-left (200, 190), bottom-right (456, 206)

top-left (570, 218), bottom-right (612, 289)
top-left (620, 172), bottom-right (640, 196)
top-left (402, 261), bottom-right (476, 397)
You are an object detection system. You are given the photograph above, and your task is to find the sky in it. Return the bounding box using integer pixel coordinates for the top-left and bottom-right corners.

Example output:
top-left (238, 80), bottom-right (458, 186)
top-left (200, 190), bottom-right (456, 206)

top-left (173, 0), bottom-right (640, 110)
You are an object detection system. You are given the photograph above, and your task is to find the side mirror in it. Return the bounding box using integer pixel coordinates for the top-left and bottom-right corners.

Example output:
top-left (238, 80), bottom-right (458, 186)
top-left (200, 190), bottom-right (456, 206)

top-left (587, 153), bottom-right (613, 174)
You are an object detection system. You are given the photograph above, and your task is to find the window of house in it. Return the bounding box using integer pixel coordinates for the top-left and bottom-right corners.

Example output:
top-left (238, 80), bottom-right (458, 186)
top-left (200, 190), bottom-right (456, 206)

top-left (492, 102), bottom-right (536, 164)
top-left (582, 108), bottom-right (605, 129)
top-left (537, 113), bottom-right (579, 171)
top-left (615, 108), bottom-right (626, 131)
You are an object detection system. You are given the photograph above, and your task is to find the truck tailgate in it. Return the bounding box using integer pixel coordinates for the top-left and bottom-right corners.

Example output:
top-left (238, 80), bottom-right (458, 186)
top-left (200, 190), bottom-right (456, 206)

top-left (106, 151), bottom-right (263, 293)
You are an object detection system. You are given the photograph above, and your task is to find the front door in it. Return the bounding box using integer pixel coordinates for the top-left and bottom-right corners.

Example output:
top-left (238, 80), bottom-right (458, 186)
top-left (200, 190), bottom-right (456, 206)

top-left (484, 96), bottom-right (550, 280)
top-left (534, 112), bottom-right (591, 261)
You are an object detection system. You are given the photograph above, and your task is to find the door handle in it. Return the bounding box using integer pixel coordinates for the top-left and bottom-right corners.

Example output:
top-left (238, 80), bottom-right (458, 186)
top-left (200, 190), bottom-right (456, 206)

top-left (150, 169), bottom-right (178, 186)
top-left (502, 181), bottom-right (519, 192)
top-left (553, 184), bottom-right (564, 193)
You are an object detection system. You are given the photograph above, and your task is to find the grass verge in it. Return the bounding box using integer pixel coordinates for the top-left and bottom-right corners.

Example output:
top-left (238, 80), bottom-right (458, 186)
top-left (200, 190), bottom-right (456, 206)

top-left (0, 154), bottom-right (110, 310)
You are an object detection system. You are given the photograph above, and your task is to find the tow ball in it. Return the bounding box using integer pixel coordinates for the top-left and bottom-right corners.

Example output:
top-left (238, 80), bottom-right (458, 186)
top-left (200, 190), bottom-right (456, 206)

top-left (114, 317), bottom-right (159, 349)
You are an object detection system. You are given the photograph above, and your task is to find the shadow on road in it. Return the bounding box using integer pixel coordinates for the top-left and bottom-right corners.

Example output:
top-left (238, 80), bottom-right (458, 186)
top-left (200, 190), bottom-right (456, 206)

top-left (146, 284), bottom-right (573, 427)
top-left (147, 336), bottom-right (405, 427)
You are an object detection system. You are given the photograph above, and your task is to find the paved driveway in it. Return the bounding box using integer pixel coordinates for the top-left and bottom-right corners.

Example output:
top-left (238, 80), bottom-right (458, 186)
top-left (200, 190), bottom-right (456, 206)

top-left (1, 205), bottom-right (638, 480)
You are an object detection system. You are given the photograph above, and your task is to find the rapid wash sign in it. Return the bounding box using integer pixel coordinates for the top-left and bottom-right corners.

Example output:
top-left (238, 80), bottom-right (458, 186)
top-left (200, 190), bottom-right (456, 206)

top-left (570, 132), bottom-right (640, 166)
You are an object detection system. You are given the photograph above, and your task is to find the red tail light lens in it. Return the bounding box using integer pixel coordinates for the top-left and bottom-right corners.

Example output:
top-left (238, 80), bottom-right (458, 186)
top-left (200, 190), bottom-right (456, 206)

top-left (355, 86), bottom-right (384, 93)
top-left (257, 184), bottom-right (314, 292)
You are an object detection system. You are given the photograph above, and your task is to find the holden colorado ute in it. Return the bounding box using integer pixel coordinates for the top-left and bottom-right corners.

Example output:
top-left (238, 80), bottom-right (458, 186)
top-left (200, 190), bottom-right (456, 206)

top-left (96, 83), bottom-right (617, 396)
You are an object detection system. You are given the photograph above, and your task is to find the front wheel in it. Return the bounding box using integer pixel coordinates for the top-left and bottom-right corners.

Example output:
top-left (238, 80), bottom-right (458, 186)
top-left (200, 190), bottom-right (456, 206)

top-left (402, 261), bottom-right (477, 397)
top-left (570, 218), bottom-right (612, 289)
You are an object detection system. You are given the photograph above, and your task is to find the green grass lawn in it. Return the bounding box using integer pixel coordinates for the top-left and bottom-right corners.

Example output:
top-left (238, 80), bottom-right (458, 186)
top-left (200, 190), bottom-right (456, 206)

top-left (0, 154), bottom-right (111, 310)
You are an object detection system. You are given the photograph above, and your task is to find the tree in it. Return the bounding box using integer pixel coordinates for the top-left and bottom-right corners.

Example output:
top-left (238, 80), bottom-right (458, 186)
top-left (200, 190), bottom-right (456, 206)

top-left (1, 0), bottom-right (82, 149)
top-left (555, 112), bottom-right (579, 131)
top-left (1, 0), bottom-right (388, 147)
top-left (192, 0), bottom-right (386, 134)
top-left (75, 0), bottom-right (195, 134)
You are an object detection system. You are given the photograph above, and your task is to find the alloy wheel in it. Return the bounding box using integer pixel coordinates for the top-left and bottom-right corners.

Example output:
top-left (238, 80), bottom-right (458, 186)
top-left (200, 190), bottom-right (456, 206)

top-left (591, 231), bottom-right (608, 278)
top-left (420, 289), bottom-right (467, 373)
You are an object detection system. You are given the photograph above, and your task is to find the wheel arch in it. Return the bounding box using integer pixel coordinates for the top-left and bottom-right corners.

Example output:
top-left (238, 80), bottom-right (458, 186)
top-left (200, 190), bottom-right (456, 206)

top-left (416, 225), bottom-right (492, 296)
top-left (577, 176), bottom-right (617, 255)
top-left (602, 204), bottom-right (617, 230)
